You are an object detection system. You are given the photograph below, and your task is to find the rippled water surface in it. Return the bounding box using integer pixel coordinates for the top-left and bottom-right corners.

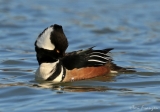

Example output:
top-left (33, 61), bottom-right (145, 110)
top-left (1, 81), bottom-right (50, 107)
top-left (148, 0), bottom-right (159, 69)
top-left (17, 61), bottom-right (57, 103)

top-left (0, 0), bottom-right (160, 112)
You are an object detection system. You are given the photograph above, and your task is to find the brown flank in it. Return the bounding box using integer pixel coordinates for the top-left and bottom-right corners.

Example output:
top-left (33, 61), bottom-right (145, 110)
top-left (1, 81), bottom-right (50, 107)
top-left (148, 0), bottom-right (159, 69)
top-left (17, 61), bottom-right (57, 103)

top-left (63, 66), bottom-right (110, 82)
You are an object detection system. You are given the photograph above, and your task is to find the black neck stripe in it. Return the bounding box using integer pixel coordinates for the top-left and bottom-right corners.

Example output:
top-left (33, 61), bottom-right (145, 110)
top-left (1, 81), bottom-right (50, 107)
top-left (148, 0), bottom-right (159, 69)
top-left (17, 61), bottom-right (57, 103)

top-left (46, 62), bottom-right (62, 81)
top-left (61, 66), bottom-right (66, 82)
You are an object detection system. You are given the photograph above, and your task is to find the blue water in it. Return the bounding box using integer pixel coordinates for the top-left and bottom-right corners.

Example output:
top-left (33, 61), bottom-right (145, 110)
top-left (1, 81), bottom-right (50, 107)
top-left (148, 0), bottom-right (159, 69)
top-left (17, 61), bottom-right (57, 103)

top-left (0, 0), bottom-right (160, 111)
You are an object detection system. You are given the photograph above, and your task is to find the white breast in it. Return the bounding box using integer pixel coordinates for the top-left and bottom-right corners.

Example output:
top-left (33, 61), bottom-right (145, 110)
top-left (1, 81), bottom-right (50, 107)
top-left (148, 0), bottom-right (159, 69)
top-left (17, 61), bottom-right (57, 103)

top-left (35, 60), bottom-right (59, 81)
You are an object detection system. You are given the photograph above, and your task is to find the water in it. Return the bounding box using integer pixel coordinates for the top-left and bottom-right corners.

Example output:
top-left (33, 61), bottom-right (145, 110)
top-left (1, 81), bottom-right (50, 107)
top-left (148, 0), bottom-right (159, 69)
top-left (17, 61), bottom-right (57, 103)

top-left (0, 0), bottom-right (160, 111)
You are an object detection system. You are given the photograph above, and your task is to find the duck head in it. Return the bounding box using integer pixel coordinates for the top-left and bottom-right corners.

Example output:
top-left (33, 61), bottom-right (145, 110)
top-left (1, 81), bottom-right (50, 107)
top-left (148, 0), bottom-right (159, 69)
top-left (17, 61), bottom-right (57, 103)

top-left (35, 24), bottom-right (68, 64)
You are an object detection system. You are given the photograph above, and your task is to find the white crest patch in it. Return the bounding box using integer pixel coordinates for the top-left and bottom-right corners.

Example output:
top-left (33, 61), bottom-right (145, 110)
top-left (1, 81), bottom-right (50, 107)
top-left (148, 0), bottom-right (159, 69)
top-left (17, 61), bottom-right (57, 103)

top-left (36, 27), bottom-right (55, 50)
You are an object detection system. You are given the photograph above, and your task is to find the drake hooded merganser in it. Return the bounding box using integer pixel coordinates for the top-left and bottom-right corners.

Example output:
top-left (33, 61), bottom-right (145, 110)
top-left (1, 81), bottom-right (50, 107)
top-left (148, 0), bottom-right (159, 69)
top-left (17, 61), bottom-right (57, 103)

top-left (35, 24), bottom-right (134, 83)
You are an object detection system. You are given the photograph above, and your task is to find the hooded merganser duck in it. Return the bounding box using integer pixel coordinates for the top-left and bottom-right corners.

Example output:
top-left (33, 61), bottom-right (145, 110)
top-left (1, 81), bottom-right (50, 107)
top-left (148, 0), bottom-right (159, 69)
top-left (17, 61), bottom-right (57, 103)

top-left (35, 24), bottom-right (134, 83)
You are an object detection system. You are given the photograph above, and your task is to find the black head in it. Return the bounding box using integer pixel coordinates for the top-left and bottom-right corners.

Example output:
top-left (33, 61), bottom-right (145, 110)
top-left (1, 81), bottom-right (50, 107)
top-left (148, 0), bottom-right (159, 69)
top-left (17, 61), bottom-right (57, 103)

top-left (35, 24), bottom-right (68, 64)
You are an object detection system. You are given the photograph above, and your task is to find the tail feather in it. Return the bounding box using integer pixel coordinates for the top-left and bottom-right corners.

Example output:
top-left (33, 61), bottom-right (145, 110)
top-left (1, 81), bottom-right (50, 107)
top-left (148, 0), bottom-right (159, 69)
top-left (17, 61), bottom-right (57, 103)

top-left (109, 62), bottom-right (136, 73)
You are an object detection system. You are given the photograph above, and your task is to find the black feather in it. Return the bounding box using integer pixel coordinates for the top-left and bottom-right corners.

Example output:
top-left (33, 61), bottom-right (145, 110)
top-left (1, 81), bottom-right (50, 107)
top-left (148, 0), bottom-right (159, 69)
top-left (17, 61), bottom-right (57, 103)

top-left (61, 47), bottom-right (113, 70)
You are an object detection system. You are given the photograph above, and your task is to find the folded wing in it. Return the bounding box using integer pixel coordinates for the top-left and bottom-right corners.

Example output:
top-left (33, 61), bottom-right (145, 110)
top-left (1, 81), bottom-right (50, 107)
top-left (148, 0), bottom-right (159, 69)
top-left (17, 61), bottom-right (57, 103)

top-left (61, 47), bottom-right (113, 70)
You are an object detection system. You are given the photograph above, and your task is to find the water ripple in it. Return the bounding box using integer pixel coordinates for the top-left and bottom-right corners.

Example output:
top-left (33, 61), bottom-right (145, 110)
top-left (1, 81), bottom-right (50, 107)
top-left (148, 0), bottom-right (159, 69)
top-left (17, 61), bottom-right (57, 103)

top-left (0, 0), bottom-right (160, 111)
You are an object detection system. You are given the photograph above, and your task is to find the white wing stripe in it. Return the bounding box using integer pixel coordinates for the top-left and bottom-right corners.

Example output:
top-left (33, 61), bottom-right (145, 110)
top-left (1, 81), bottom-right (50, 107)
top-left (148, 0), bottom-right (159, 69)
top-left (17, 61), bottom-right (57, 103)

top-left (90, 52), bottom-right (107, 55)
top-left (89, 55), bottom-right (111, 60)
top-left (88, 59), bottom-right (106, 63)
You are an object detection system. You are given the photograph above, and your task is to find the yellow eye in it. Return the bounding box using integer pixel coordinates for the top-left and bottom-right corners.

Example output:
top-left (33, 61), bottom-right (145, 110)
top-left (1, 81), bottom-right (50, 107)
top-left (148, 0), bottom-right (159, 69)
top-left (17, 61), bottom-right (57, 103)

top-left (56, 50), bottom-right (60, 53)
